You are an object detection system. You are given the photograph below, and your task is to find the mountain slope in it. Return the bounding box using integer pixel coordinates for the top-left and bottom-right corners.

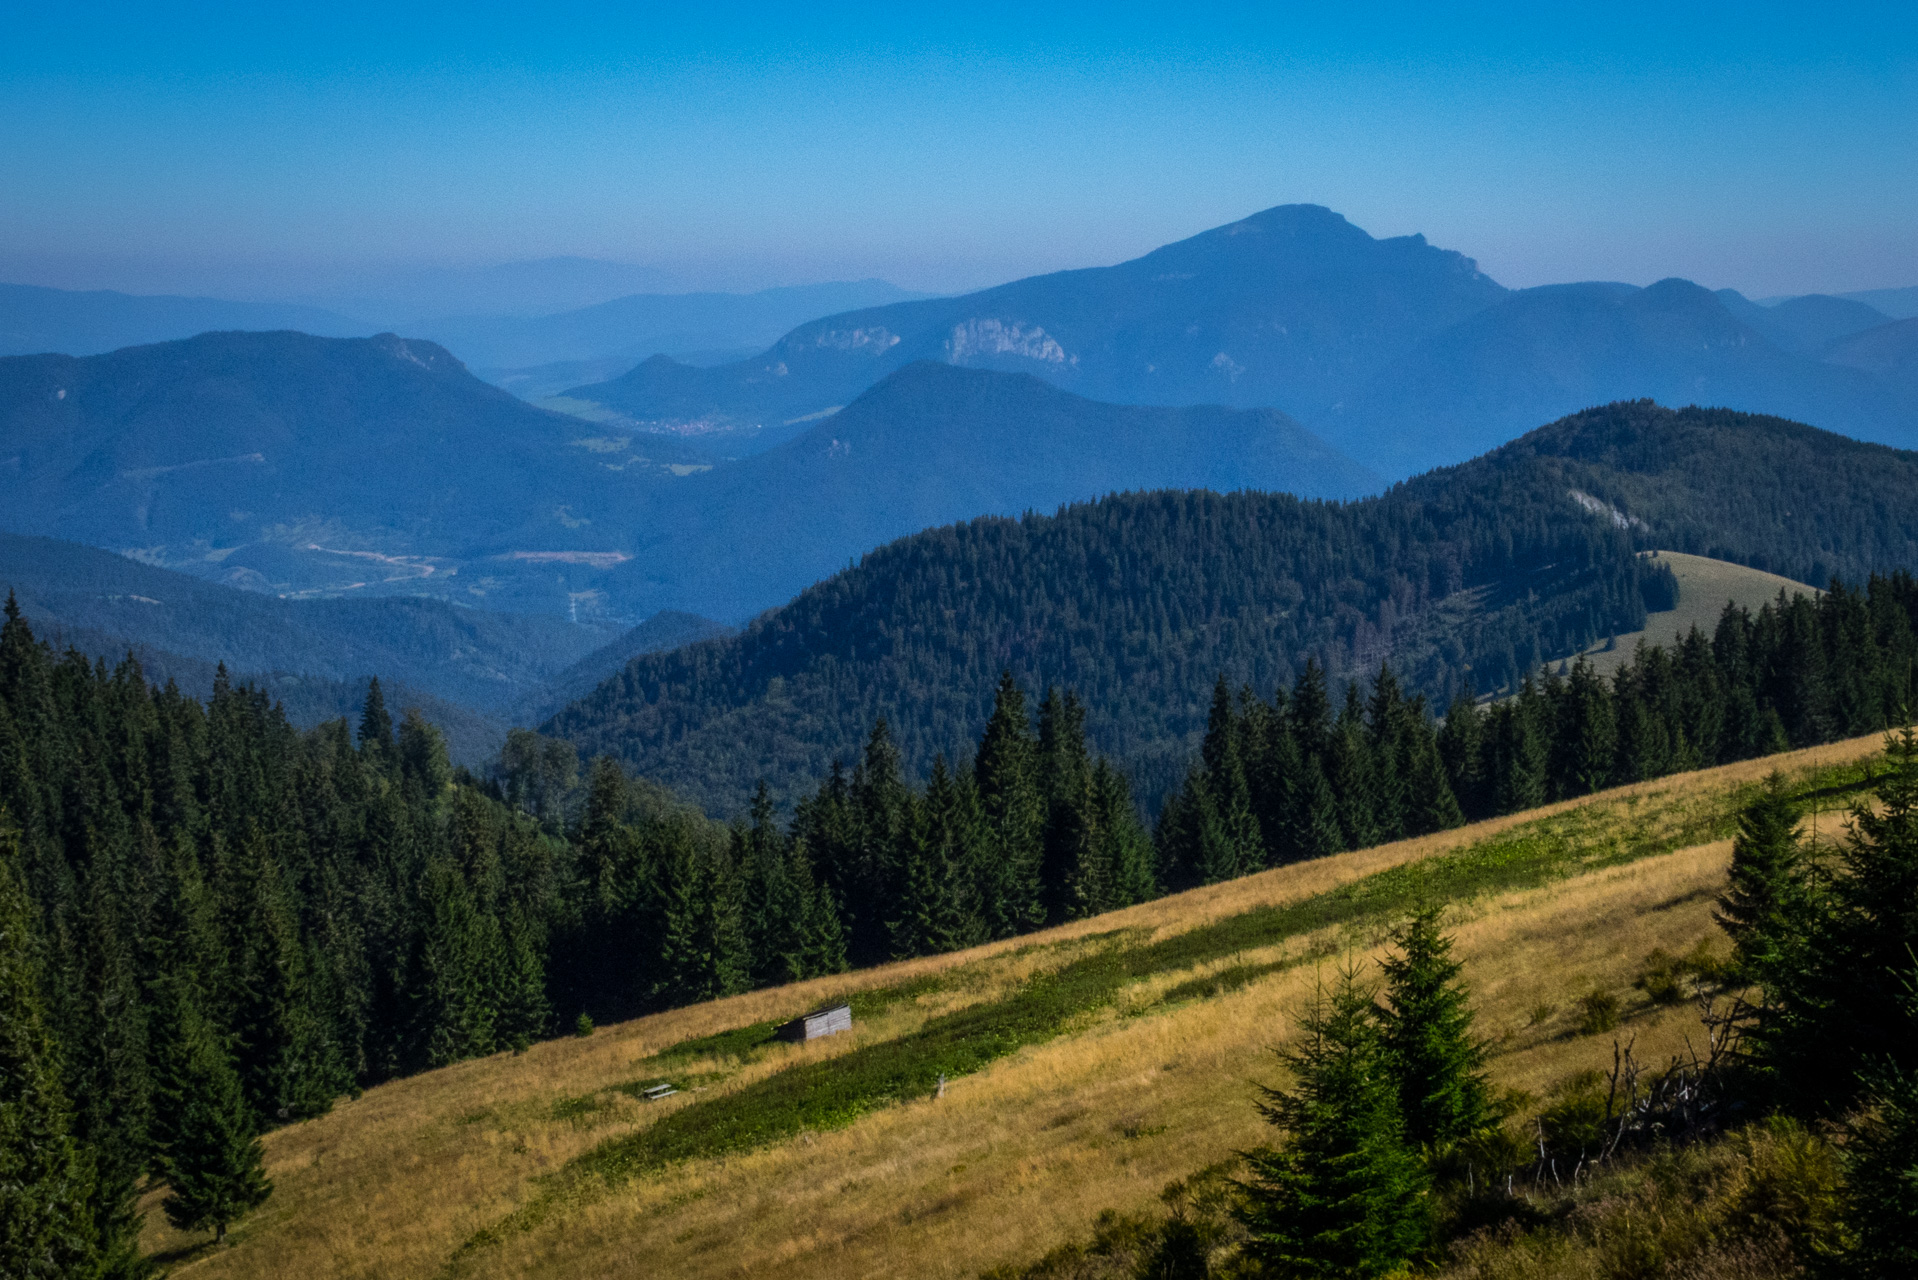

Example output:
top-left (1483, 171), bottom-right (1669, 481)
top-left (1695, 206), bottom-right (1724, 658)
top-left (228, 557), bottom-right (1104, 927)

top-left (1713, 289), bottom-right (1890, 353)
top-left (1839, 285), bottom-right (1918, 320)
top-left (1824, 317), bottom-right (1918, 400)
top-left (1332, 279), bottom-right (1918, 476)
top-left (547, 401), bottom-right (1918, 814)
top-left (561, 204), bottom-right (1509, 449)
top-left (0, 282), bottom-right (373, 356)
top-left (591, 361), bottom-right (1381, 620)
top-left (512, 610), bottom-right (734, 724)
top-left (0, 330), bottom-right (712, 615)
top-left (131, 736), bottom-right (1888, 1280)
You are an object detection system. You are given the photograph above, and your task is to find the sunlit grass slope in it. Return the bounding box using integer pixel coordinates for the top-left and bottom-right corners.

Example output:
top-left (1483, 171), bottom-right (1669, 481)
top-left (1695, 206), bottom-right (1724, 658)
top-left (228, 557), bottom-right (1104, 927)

top-left (140, 734), bottom-right (1890, 1279)
top-left (1581, 550), bottom-right (1816, 678)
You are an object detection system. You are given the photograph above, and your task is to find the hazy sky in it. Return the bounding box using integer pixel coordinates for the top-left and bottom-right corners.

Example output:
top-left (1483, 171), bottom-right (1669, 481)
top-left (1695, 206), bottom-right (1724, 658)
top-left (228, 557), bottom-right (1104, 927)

top-left (2, 1), bottom-right (1914, 300)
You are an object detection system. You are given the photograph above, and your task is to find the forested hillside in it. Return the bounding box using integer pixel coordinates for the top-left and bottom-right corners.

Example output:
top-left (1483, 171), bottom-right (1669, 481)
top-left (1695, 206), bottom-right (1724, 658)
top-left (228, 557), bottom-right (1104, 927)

top-left (548, 402), bottom-right (1918, 813)
top-left (0, 602), bottom-right (748, 1269)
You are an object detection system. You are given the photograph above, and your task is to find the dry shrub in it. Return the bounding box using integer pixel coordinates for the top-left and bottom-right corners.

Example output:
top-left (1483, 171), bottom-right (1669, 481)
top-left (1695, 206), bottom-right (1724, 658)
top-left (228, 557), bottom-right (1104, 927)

top-left (1578, 990), bottom-right (1623, 1035)
top-left (1634, 941), bottom-right (1737, 1006)
top-left (1442, 1120), bottom-right (1844, 1280)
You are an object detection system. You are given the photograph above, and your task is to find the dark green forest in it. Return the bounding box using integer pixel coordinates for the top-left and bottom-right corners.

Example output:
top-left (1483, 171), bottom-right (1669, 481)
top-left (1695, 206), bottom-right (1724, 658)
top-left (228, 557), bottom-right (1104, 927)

top-left (549, 402), bottom-right (1918, 817)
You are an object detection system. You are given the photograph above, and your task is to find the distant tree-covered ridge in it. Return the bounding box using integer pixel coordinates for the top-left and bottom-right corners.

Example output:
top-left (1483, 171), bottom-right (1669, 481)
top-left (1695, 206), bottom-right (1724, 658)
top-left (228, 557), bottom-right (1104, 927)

top-left (548, 401), bottom-right (1918, 815)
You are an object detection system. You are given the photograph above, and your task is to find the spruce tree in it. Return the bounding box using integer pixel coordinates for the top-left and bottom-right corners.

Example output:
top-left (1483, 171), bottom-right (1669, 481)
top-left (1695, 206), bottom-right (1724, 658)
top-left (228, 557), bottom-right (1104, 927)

top-left (357, 677), bottom-right (394, 764)
top-left (1555, 658), bottom-right (1618, 796)
top-left (1256, 702), bottom-right (1306, 863)
top-left (1292, 755), bottom-right (1345, 864)
top-left (1436, 685), bottom-right (1486, 821)
top-left (1377, 907), bottom-right (1489, 1151)
top-left (1090, 759), bottom-right (1155, 908)
top-left (1329, 688), bottom-right (1381, 851)
top-left (396, 709), bottom-right (453, 804)
top-left (1199, 677), bottom-right (1262, 879)
top-left (1236, 964), bottom-right (1429, 1278)
top-left (848, 720), bottom-right (910, 966)
top-left (974, 673), bottom-right (1044, 937)
top-left (1715, 771), bottom-right (1805, 979)
top-left (1848, 1064), bottom-right (1918, 1272)
top-left (414, 852), bottom-right (495, 1068)
top-left (655, 832), bottom-right (749, 1006)
top-left (1365, 665), bottom-right (1410, 839)
top-left (890, 758), bottom-right (981, 958)
top-left (1037, 689), bottom-right (1093, 921)
top-left (0, 846), bottom-right (105, 1279)
top-left (1403, 729), bottom-right (1464, 837)
top-left (1754, 726), bottom-right (1918, 1116)
top-left (788, 840), bottom-right (848, 978)
top-left (161, 1006), bottom-right (271, 1246)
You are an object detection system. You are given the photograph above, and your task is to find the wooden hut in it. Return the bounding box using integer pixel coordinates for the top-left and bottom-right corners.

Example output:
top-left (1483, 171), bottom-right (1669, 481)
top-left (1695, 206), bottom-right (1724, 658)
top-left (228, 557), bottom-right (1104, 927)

top-left (775, 1003), bottom-right (853, 1043)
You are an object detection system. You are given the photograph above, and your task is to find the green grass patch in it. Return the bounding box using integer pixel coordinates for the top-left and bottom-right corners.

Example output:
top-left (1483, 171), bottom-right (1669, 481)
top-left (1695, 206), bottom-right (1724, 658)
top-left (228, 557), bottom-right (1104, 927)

top-left (1157, 959), bottom-right (1292, 1005)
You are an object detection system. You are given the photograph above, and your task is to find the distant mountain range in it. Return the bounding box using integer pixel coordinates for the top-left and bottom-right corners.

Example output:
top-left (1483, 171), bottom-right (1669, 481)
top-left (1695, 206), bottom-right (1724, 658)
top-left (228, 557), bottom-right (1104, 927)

top-left (0, 332), bottom-right (1375, 623)
top-left (547, 401), bottom-right (1918, 814)
top-left (8, 204), bottom-right (1918, 633)
top-left (554, 205), bottom-right (1918, 476)
top-left (561, 204), bottom-right (1509, 452)
top-left (0, 276), bottom-right (932, 382)
top-left (1329, 278), bottom-right (1911, 476)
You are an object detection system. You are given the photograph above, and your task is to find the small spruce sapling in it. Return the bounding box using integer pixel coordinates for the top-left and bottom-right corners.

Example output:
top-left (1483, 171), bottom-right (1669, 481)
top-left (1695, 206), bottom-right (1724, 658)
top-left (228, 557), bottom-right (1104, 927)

top-left (1715, 770), bottom-right (1805, 979)
top-left (1377, 905), bottom-right (1490, 1152)
top-left (1235, 963), bottom-right (1429, 1279)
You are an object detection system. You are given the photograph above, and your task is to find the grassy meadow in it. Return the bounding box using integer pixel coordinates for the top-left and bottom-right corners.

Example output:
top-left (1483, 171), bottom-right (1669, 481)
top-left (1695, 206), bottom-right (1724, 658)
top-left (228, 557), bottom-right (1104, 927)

top-left (138, 733), bottom-right (1892, 1279)
top-left (1581, 551), bottom-right (1816, 679)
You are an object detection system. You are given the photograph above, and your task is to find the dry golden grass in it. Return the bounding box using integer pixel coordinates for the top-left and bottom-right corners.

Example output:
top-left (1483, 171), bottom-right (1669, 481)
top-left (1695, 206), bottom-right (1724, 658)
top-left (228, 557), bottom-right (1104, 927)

top-left (139, 733), bottom-right (1888, 1280)
top-left (1581, 551), bottom-right (1815, 678)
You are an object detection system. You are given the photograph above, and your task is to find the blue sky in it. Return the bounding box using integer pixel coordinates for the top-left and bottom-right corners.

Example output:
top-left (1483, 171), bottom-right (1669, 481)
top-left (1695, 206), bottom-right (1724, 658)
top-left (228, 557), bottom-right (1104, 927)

top-left (1, 2), bottom-right (1913, 299)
